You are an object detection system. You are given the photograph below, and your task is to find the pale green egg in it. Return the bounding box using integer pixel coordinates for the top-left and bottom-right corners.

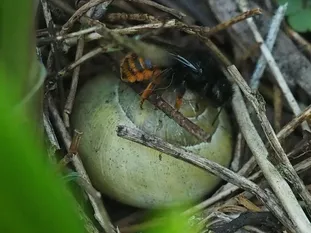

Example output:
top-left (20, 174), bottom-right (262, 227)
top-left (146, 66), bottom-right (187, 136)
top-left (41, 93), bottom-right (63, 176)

top-left (71, 72), bottom-right (233, 208)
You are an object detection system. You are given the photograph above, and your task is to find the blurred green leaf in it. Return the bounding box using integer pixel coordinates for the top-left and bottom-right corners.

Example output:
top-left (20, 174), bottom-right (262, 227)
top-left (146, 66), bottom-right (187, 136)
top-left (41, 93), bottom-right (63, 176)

top-left (0, 1), bottom-right (85, 233)
top-left (279, 0), bottom-right (303, 15)
top-left (288, 8), bottom-right (311, 32)
top-left (146, 207), bottom-right (200, 233)
top-left (278, 0), bottom-right (311, 32)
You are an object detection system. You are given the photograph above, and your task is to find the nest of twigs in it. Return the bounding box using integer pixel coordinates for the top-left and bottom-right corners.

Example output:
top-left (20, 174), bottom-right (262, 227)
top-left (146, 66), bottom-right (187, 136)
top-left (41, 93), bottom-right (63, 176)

top-left (37, 0), bottom-right (311, 233)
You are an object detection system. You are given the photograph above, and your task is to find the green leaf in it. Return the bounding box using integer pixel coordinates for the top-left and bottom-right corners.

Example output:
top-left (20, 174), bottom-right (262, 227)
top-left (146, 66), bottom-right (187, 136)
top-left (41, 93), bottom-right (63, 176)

top-left (278, 0), bottom-right (304, 15)
top-left (278, 0), bottom-right (311, 32)
top-left (288, 8), bottom-right (311, 32)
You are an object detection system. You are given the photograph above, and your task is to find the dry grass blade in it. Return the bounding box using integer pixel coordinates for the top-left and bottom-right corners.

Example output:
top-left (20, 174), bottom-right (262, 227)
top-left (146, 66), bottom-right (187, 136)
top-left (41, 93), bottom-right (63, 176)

top-left (124, 0), bottom-right (186, 19)
top-left (60, 0), bottom-right (113, 36)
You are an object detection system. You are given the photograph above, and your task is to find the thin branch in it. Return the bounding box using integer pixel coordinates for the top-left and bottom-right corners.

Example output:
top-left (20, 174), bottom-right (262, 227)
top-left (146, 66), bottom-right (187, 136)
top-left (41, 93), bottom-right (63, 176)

top-left (63, 9), bottom-right (262, 48)
top-left (63, 37), bottom-right (85, 128)
top-left (237, 1), bottom-right (310, 132)
top-left (57, 47), bottom-right (105, 79)
top-left (130, 85), bottom-right (214, 142)
top-left (231, 84), bottom-right (311, 233)
top-left (184, 146), bottom-right (311, 217)
top-left (116, 125), bottom-right (295, 232)
top-left (220, 104), bottom-right (311, 194)
top-left (60, 0), bottom-right (113, 36)
top-left (124, 0), bottom-right (186, 19)
top-left (40, 0), bottom-right (65, 107)
top-left (58, 130), bottom-right (83, 169)
top-left (230, 133), bottom-right (244, 172)
top-left (277, 104), bottom-right (311, 141)
top-left (37, 25), bottom-right (101, 46)
top-left (273, 84), bottom-right (283, 132)
top-left (249, 3), bottom-right (288, 89)
top-left (104, 13), bottom-right (159, 23)
top-left (230, 65), bottom-right (311, 224)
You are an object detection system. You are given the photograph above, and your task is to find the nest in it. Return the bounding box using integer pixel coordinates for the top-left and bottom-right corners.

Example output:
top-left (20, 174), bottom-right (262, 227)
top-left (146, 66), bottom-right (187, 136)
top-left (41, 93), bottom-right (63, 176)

top-left (36, 0), bottom-right (311, 233)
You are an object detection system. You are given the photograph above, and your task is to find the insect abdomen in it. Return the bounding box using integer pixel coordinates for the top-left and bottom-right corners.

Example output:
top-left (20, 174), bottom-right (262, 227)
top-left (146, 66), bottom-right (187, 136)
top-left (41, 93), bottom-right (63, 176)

top-left (120, 53), bottom-right (160, 83)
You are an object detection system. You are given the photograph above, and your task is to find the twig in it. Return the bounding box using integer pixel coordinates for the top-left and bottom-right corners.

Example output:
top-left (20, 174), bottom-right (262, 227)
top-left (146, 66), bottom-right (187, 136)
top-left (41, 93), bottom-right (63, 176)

top-left (57, 47), bottom-right (105, 79)
top-left (177, 8), bottom-right (311, 218)
top-left (130, 85), bottom-right (214, 142)
top-left (184, 145), bottom-right (311, 217)
top-left (105, 13), bottom-right (159, 23)
top-left (249, 3), bottom-right (287, 90)
top-left (40, 0), bottom-right (65, 107)
top-left (294, 156), bottom-right (311, 175)
top-left (237, 1), bottom-right (310, 132)
top-left (37, 26), bottom-right (101, 46)
top-left (124, 0), bottom-right (186, 19)
top-left (60, 0), bottom-right (113, 36)
top-left (74, 175), bottom-right (115, 233)
top-left (288, 133), bottom-right (311, 158)
top-left (277, 104), bottom-right (311, 141)
top-left (63, 37), bottom-right (85, 128)
top-left (231, 85), bottom-right (311, 233)
top-left (201, 8), bottom-right (262, 36)
top-left (64, 9), bottom-right (262, 47)
top-left (47, 94), bottom-right (116, 233)
top-left (283, 23), bottom-right (311, 59)
top-left (209, 212), bottom-right (281, 233)
top-left (273, 84), bottom-right (283, 132)
top-left (43, 112), bottom-right (60, 150)
top-left (230, 133), bottom-right (244, 172)
top-left (230, 64), bottom-right (311, 225)
top-left (192, 11), bottom-right (311, 229)
top-left (58, 130), bottom-right (83, 168)
top-left (116, 125), bottom-right (295, 232)
top-left (223, 104), bottom-right (311, 188)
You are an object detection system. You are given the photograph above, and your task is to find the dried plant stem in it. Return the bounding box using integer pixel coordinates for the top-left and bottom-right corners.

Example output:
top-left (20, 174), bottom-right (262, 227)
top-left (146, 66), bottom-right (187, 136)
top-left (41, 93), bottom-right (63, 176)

top-left (236, 0), bottom-right (311, 218)
top-left (283, 23), bottom-right (311, 59)
top-left (231, 85), bottom-right (311, 233)
top-left (105, 13), bottom-right (159, 23)
top-left (216, 103), bottom-right (311, 195)
top-left (230, 132), bottom-right (243, 172)
top-left (57, 47), bottom-right (104, 79)
top-left (230, 65), bottom-right (311, 226)
top-left (185, 149), bottom-right (311, 216)
top-left (124, 0), bottom-right (186, 19)
top-left (63, 9), bottom-right (262, 48)
top-left (47, 94), bottom-right (116, 233)
top-left (273, 84), bottom-right (283, 132)
top-left (63, 37), bottom-right (85, 128)
top-left (203, 8), bottom-right (262, 36)
top-left (116, 125), bottom-right (295, 232)
top-left (58, 130), bottom-right (83, 169)
top-left (40, 0), bottom-right (65, 106)
top-left (249, 3), bottom-right (287, 90)
top-left (130, 85), bottom-right (214, 142)
top-left (60, 0), bottom-right (112, 35)
top-left (37, 26), bottom-right (101, 46)
top-left (277, 105), bottom-right (311, 141)
top-left (237, 1), bottom-right (310, 132)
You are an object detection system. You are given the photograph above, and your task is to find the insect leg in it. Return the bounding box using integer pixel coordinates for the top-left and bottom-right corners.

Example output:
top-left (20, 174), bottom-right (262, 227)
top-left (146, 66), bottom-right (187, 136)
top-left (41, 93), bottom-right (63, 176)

top-left (175, 80), bottom-right (186, 110)
top-left (139, 69), bottom-right (163, 109)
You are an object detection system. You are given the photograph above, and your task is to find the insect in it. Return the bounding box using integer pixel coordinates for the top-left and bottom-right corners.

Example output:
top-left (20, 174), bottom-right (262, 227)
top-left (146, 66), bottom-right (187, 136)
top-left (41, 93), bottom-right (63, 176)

top-left (120, 50), bottom-right (233, 110)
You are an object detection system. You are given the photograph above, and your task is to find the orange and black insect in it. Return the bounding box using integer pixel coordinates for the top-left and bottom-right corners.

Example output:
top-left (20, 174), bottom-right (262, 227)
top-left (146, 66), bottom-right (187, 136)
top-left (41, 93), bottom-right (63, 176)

top-left (120, 51), bottom-right (233, 110)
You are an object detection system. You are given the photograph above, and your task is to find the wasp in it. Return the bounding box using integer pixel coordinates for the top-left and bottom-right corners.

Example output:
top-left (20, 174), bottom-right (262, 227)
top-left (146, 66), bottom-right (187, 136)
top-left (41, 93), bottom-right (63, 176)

top-left (120, 50), bottom-right (233, 110)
